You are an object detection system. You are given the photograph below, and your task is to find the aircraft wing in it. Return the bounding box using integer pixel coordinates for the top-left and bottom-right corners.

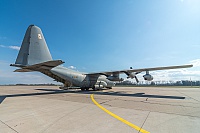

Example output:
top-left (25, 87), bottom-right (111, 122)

top-left (87, 64), bottom-right (193, 76)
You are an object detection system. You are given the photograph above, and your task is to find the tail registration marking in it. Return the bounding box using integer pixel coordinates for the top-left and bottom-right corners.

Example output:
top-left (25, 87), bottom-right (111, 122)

top-left (90, 94), bottom-right (150, 133)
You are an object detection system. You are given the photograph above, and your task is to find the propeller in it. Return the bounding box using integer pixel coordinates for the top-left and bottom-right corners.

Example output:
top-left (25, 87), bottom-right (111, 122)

top-left (125, 70), bottom-right (141, 83)
top-left (133, 71), bottom-right (141, 83)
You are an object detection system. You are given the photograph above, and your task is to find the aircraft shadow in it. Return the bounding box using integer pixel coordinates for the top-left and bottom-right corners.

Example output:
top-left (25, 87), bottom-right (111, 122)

top-left (36, 88), bottom-right (185, 99)
top-left (0, 88), bottom-right (185, 104)
top-left (92, 91), bottom-right (185, 99)
top-left (0, 96), bottom-right (6, 104)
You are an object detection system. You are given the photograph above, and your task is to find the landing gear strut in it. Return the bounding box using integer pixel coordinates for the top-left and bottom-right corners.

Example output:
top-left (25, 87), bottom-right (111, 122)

top-left (59, 81), bottom-right (72, 90)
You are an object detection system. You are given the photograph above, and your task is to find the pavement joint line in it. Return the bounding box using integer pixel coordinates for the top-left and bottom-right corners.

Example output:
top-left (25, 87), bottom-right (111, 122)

top-left (100, 100), bottom-right (111, 104)
top-left (177, 91), bottom-right (200, 102)
top-left (0, 119), bottom-right (19, 133)
top-left (91, 94), bottom-right (150, 133)
top-left (139, 111), bottom-right (150, 133)
top-left (40, 105), bottom-right (89, 133)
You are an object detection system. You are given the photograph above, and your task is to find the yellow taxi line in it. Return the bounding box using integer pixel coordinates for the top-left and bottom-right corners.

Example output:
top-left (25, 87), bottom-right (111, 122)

top-left (90, 94), bottom-right (150, 133)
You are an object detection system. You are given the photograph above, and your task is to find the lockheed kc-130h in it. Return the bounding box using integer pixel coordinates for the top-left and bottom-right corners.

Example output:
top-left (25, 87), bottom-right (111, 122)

top-left (10, 25), bottom-right (193, 90)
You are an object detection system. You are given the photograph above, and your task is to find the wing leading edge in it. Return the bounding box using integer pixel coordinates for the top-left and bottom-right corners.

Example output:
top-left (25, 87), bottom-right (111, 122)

top-left (87, 64), bottom-right (193, 76)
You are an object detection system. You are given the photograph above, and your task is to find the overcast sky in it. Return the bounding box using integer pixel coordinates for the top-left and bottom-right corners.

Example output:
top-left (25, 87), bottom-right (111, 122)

top-left (0, 0), bottom-right (200, 84)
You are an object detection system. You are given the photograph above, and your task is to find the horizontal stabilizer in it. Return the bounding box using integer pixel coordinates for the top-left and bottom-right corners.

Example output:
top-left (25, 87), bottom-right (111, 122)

top-left (14, 69), bottom-right (34, 72)
top-left (12, 60), bottom-right (64, 72)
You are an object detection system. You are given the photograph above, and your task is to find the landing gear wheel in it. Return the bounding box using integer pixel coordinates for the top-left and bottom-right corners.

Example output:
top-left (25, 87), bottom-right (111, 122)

top-left (59, 86), bottom-right (69, 90)
top-left (92, 86), bottom-right (96, 91)
top-left (81, 88), bottom-right (85, 91)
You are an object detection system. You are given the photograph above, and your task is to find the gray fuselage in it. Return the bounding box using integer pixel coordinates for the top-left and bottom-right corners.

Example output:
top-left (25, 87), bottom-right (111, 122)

top-left (50, 66), bottom-right (115, 88)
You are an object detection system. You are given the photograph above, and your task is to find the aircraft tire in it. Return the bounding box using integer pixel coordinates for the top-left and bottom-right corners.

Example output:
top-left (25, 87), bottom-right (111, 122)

top-left (59, 86), bottom-right (69, 90)
top-left (92, 86), bottom-right (97, 91)
top-left (81, 88), bottom-right (85, 91)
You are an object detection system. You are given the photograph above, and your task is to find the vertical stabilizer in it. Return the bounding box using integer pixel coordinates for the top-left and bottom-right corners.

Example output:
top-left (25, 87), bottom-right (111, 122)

top-left (15, 25), bottom-right (52, 66)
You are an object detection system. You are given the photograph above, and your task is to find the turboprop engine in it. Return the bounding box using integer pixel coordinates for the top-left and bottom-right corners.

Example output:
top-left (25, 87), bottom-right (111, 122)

top-left (107, 73), bottom-right (123, 81)
top-left (94, 81), bottom-right (107, 88)
top-left (107, 76), bottom-right (123, 81)
top-left (143, 71), bottom-right (153, 81)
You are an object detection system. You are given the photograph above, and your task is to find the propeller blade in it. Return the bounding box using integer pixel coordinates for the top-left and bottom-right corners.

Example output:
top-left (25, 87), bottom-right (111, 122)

top-left (135, 76), bottom-right (139, 83)
top-left (135, 71), bottom-right (141, 75)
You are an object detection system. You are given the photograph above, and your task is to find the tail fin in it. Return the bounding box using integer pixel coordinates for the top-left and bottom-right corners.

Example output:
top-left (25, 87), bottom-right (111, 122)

top-left (14, 25), bottom-right (52, 66)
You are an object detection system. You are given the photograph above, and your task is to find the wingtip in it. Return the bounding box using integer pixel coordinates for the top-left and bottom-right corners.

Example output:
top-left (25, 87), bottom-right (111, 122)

top-left (187, 64), bottom-right (193, 67)
top-left (57, 60), bottom-right (65, 64)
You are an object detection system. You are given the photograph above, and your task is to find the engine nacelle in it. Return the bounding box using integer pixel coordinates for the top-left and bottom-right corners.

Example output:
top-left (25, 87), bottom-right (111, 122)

top-left (95, 81), bottom-right (107, 88)
top-left (143, 74), bottom-right (153, 81)
top-left (107, 76), bottom-right (123, 81)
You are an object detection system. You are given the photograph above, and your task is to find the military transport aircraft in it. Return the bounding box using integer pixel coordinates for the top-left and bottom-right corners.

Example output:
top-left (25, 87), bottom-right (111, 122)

top-left (10, 25), bottom-right (193, 90)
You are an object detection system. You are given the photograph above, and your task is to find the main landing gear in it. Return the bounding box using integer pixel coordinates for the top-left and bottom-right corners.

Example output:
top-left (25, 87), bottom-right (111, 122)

top-left (80, 87), bottom-right (99, 91)
top-left (59, 86), bottom-right (69, 90)
top-left (81, 88), bottom-right (89, 91)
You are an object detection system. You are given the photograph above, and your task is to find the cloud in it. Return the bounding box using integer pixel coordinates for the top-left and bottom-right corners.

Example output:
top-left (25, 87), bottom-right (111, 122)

top-left (152, 59), bottom-right (200, 81)
top-left (190, 59), bottom-right (200, 67)
top-left (128, 59), bottom-right (200, 83)
top-left (0, 44), bottom-right (20, 50)
top-left (151, 69), bottom-right (200, 81)
top-left (68, 66), bottom-right (76, 69)
top-left (148, 59), bottom-right (200, 81)
top-left (8, 46), bottom-right (20, 50)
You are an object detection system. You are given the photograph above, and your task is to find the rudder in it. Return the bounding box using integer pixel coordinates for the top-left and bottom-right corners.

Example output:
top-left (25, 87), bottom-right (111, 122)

top-left (15, 25), bottom-right (52, 66)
